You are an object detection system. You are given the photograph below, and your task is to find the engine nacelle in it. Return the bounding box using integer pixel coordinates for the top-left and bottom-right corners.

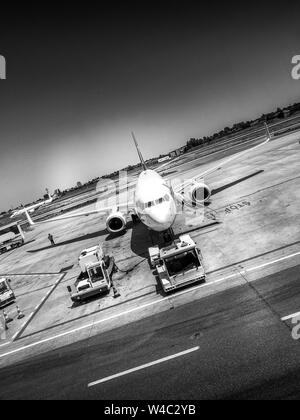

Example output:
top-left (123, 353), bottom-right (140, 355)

top-left (189, 182), bottom-right (211, 204)
top-left (106, 211), bottom-right (127, 234)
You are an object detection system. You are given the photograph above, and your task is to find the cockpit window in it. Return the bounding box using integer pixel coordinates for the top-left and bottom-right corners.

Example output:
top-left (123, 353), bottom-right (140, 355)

top-left (139, 196), bottom-right (168, 209)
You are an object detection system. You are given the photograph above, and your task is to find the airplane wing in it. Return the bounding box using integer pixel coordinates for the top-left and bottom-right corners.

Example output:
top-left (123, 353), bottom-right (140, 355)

top-left (173, 124), bottom-right (271, 196)
top-left (11, 205), bottom-right (38, 218)
top-left (11, 197), bottom-right (54, 218)
top-left (24, 200), bottom-right (135, 226)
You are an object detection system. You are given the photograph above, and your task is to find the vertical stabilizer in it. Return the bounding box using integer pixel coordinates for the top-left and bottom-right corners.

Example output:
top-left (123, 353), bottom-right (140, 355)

top-left (131, 132), bottom-right (147, 171)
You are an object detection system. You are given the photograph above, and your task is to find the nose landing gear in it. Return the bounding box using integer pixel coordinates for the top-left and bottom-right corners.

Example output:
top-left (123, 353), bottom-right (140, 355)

top-left (162, 228), bottom-right (174, 244)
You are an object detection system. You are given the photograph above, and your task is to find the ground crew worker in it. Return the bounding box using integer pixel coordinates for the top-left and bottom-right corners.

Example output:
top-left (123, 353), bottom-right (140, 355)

top-left (48, 234), bottom-right (55, 246)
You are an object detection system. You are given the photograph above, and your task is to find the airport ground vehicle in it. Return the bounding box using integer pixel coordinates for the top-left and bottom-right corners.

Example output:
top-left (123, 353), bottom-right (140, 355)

top-left (67, 245), bottom-right (116, 303)
top-left (0, 278), bottom-right (16, 308)
top-left (0, 222), bottom-right (25, 254)
top-left (149, 234), bottom-right (206, 293)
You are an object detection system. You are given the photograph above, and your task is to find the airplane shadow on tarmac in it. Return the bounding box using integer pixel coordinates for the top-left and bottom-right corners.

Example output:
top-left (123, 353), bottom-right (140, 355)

top-left (211, 170), bottom-right (264, 195)
top-left (129, 221), bottom-right (164, 259)
top-left (26, 221), bottom-right (150, 255)
top-left (26, 228), bottom-right (109, 253)
top-left (26, 221), bottom-right (153, 256)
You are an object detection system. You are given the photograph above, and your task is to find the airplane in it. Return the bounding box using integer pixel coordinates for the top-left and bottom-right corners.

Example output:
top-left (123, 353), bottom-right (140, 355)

top-left (11, 191), bottom-right (54, 218)
top-left (24, 124), bottom-right (271, 234)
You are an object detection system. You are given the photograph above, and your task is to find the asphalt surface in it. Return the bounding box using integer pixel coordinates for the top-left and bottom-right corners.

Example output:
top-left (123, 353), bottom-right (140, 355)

top-left (0, 264), bottom-right (299, 400)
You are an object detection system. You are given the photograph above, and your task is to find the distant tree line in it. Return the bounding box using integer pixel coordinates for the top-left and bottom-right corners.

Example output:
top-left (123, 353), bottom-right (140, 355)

top-left (184, 102), bottom-right (300, 152)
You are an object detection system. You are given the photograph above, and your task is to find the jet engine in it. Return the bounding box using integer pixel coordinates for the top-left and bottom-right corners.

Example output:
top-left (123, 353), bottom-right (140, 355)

top-left (106, 211), bottom-right (127, 233)
top-left (188, 182), bottom-right (212, 204)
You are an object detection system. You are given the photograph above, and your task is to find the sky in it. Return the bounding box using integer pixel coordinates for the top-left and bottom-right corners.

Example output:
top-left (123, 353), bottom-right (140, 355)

top-left (0, 1), bottom-right (300, 210)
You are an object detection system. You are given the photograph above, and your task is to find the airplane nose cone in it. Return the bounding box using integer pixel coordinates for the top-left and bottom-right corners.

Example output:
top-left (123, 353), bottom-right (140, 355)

top-left (149, 203), bottom-right (175, 226)
top-left (151, 211), bottom-right (170, 224)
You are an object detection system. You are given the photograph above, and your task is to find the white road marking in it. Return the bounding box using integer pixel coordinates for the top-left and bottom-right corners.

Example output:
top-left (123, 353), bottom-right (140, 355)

top-left (0, 273), bottom-right (240, 360)
top-left (281, 311), bottom-right (300, 322)
top-left (12, 273), bottom-right (66, 341)
top-left (167, 136), bottom-right (267, 176)
top-left (162, 121), bottom-right (300, 176)
top-left (0, 342), bottom-right (10, 348)
top-left (243, 252), bottom-right (300, 273)
top-left (0, 250), bottom-right (299, 360)
top-left (88, 346), bottom-right (200, 388)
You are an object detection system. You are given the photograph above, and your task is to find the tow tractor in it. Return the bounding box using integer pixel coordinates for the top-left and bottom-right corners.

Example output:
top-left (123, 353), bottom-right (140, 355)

top-left (149, 234), bottom-right (206, 293)
top-left (67, 244), bottom-right (117, 303)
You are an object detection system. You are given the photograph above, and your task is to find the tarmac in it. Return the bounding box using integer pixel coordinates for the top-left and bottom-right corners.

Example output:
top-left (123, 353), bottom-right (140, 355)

top-left (0, 265), bottom-right (300, 399)
top-left (0, 127), bottom-right (299, 399)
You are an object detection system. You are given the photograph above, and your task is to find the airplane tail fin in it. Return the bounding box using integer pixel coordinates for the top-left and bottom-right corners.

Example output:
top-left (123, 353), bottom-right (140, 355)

top-left (24, 209), bottom-right (35, 226)
top-left (131, 132), bottom-right (147, 171)
top-left (264, 122), bottom-right (271, 140)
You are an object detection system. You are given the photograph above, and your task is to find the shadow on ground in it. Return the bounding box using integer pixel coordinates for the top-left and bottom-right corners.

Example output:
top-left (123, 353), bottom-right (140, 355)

top-left (212, 170), bottom-right (264, 196)
top-left (27, 228), bottom-right (108, 253)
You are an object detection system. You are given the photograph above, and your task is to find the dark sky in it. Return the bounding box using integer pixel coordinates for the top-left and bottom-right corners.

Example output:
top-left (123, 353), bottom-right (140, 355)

top-left (0, 2), bottom-right (300, 210)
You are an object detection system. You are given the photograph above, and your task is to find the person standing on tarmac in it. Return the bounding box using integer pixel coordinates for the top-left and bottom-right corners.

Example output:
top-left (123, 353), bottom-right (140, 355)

top-left (48, 234), bottom-right (55, 246)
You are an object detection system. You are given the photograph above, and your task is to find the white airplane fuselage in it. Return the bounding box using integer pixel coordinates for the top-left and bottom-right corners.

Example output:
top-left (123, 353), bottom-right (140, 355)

top-left (134, 169), bottom-right (177, 232)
